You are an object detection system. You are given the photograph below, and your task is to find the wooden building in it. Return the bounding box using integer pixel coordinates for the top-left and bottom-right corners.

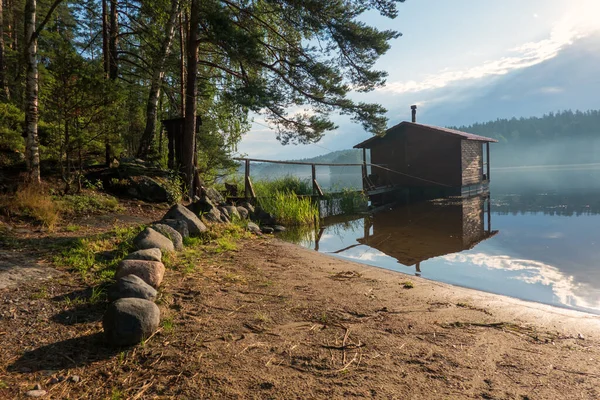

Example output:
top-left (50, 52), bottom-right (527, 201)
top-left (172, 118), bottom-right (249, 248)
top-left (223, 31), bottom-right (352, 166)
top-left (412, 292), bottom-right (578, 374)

top-left (354, 107), bottom-right (497, 203)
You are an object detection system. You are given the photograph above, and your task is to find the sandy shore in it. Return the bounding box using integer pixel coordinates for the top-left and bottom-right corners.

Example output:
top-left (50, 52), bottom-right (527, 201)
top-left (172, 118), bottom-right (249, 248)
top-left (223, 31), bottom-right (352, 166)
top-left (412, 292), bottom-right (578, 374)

top-left (2, 235), bottom-right (600, 399)
top-left (282, 240), bottom-right (600, 339)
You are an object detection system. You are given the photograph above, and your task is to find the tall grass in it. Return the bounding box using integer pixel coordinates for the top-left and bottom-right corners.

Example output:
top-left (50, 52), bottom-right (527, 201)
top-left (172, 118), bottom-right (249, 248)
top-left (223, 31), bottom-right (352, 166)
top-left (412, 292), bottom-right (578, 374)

top-left (1, 185), bottom-right (61, 230)
top-left (258, 190), bottom-right (319, 226)
top-left (322, 189), bottom-right (368, 216)
top-left (254, 176), bottom-right (312, 196)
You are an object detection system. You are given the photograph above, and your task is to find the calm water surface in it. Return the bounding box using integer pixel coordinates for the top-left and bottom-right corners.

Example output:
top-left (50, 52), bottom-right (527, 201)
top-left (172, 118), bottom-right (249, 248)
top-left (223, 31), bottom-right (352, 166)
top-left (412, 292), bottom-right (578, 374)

top-left (286, 166), bottom-right (600, 315)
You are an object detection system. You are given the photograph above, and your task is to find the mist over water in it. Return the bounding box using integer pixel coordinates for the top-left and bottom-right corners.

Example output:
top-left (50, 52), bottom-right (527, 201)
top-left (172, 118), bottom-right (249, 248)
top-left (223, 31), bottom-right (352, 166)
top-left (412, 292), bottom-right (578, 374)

top-left (283, 165), bottom-right (600, 315)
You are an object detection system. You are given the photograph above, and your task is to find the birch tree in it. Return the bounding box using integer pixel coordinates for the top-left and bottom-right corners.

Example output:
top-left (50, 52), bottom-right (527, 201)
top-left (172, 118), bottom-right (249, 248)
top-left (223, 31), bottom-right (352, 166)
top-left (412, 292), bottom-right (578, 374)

top-left (23, 0), bottom-right (62, 183)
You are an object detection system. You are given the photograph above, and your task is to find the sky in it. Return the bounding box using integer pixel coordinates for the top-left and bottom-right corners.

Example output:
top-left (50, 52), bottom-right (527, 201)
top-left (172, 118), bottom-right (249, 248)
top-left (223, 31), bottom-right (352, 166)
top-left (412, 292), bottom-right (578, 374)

top-left (235, 0), bottom-right (600, 160)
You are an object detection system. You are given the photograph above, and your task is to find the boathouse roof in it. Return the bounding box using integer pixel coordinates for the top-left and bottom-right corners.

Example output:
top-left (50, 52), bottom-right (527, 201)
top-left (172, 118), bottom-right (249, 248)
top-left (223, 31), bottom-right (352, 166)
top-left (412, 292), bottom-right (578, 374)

top-left (353, 121), bottom-right (498, 149)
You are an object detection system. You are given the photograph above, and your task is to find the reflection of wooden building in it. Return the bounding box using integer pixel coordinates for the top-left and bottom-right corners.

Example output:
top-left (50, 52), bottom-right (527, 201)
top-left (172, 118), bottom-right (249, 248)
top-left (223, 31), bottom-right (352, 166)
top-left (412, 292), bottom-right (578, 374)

top-left (354, 107), bottom-right (497, 204)
top-left (357, 195), bottom-right (497, 275)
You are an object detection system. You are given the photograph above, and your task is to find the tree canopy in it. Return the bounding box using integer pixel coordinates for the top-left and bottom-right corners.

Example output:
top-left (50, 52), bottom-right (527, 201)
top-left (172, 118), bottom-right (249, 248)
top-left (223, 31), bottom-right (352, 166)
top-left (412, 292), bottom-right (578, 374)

top-left (0, 0), bottom-right (405, 189)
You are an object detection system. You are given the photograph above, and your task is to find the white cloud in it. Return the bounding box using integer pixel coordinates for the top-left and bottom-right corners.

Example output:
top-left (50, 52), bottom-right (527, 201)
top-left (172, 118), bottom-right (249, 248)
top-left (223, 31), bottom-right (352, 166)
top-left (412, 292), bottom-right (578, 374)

top-left (538, 86), bottom-right (564, 94)
top-left (380, 2), bottom-right (600, 95)
top-left (443, 253), bottom-right (600, 312)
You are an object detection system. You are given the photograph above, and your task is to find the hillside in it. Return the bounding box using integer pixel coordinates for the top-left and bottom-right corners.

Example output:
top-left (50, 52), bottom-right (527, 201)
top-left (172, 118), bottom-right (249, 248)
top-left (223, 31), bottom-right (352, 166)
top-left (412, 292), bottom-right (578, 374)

top-left (247, 149), bottom-right (364, 178)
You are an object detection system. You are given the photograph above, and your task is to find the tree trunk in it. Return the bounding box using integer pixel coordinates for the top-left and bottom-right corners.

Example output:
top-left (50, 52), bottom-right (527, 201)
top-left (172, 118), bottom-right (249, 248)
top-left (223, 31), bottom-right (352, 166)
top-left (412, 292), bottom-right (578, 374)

top-left (0, 0), bottom-right (8, 99)
top-left (24, 0), bottom-right (40, 183)
top-left (182, 0), bottom-right (198, 197)
top-left (136, 0), bottom-right (180, 159)
top-left (179, 10), bottom-right (185, 115)
top-left (102, 0), bottom-right (109, 77)
top-left (104, 0), bottom-right (118, 165)
top-left (108, 0), bottom-right (118, 80)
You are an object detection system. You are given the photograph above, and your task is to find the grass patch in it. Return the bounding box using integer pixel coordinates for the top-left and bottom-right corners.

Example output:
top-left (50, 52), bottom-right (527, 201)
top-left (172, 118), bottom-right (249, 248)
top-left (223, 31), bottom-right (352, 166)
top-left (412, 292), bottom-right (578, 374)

top-left (0, 185), bottom-right (60, 230)
top-left (162, 316), bottom-right (175, 334)
top-left (258, 190), bottom-right (319, 226)
top-left (65, 224), bottom-right (81, 232)
top-left (222, 271), bottom-right (246, 284)
top-left (110, 388), bottom-right (124, 400)
top-left (402, 281), bottom-right (414, 289)
top-left (214, 237), bottom-right (237, 253)
top-left (31, 286), bottom-right (49, 299)
top-left (165, 223), bottom-right (249, 271)
top-left (254, 311), bottom-right (271, 323)
top-left (57, 191), bottom-right (123, 215)
top-left (253, 176), bottom-right (312, 197)
top-left (53, 225), bottom-right (143, 282)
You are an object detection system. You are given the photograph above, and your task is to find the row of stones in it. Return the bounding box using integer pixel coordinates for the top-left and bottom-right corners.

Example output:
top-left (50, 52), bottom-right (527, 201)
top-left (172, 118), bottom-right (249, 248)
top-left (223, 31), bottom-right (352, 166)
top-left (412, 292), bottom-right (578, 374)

top-left (102, 203), bottom-right (209, 346)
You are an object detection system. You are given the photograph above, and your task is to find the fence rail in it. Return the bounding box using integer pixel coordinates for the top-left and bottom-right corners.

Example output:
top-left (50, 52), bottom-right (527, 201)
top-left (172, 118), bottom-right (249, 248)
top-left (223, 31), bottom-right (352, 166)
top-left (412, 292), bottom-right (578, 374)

top-left (233, 157), bottom-right (368, 199)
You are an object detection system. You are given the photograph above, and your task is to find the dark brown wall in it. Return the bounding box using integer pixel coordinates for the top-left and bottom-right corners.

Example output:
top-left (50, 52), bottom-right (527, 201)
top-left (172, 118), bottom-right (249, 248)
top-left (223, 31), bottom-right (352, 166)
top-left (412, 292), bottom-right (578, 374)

top-left (369, 129), bottom-right (406, 187)
top-left (369, 125), bottom-right (462, 187)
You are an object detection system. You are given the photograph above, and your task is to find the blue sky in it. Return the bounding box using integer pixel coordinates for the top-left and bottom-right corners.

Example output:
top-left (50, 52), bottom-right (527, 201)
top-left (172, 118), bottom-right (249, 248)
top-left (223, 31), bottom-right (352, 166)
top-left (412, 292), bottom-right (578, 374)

top-left (236, 0), bottom-right (600, 160)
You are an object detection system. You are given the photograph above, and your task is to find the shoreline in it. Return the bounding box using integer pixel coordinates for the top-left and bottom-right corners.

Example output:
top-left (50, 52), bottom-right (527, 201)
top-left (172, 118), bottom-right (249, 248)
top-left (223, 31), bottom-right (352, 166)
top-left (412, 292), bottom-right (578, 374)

top-left (310, 243), bottom-right (600, 319)
top-left (2, 231), bottom-right (600, 398)
top-left (276, 239), bottom-right (600, 339)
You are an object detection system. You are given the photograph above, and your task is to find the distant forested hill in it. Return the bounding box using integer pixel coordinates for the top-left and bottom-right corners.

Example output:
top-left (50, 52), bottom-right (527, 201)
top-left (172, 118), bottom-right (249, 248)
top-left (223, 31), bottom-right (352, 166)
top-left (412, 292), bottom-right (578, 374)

top-left (248, 149), bottom-right (363, 178)
top-left (452, 110), bottom-right (600, 167)
top-left (250, 109), bottom-right (600, 176)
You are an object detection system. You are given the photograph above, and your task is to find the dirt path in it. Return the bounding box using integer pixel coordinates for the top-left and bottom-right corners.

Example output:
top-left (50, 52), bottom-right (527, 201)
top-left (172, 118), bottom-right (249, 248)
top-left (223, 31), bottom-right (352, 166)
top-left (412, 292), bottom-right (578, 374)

top-left (0, 250), bottom-right (60, 290)
top-left (2, 234), bottom-right (600, 399)
top-left (0, 207), bottom-right (162, 290)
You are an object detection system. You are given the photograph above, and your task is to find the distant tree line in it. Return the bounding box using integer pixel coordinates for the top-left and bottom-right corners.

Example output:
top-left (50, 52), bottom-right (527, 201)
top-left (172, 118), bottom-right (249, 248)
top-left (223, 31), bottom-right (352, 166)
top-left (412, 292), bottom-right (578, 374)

top-left (452, 110), bottom-right (600, 167)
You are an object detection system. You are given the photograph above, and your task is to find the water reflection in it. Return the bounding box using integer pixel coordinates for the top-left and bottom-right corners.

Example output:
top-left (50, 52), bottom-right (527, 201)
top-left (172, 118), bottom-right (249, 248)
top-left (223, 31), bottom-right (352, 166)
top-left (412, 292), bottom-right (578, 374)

top-left (285, 191), bottom-right (600, 314)
top-left (356, 196), bottom-right (497, 276)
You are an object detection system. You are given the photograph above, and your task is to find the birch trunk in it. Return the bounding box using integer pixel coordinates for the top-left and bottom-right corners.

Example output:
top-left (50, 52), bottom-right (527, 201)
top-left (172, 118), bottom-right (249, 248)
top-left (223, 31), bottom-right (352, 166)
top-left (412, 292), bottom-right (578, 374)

top-left (24, 0), bottom-right (40, 183)
top-left (136, 0), bottom-right (180, 159)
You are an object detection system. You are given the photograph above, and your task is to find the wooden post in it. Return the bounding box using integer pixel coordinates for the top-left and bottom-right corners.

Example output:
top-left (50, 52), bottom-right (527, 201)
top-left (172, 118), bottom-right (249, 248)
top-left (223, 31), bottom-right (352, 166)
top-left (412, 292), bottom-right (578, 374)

top-left (487, 196), bottom-right (491, 234)
top-left (312, 164), bottom-right (323, 197)
top-left (486, 142), bottom-right (490, 181)
top-left (243, 159), bottom-right (256, 199)
top-left (362, 148), bottom-right (367, 190)
top-left (167, 126), bottom-right (174, 169)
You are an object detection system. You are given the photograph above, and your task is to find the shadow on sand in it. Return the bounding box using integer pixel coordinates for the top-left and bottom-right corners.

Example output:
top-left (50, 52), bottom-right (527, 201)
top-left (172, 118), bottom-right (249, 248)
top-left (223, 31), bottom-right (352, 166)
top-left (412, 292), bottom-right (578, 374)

top-left (7, 332), bottom-right (128, 373)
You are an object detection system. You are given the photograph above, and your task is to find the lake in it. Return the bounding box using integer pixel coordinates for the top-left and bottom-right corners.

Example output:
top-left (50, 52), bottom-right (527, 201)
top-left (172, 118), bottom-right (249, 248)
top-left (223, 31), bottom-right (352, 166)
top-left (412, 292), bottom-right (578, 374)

top-left (284, 165), bottom-right (600, 315)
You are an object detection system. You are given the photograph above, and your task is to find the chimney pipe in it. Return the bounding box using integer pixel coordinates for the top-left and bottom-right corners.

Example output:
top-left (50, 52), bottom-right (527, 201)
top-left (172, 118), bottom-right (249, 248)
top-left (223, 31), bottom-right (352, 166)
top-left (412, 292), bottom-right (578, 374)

top-left (411, 105), bottom-right (417, 123)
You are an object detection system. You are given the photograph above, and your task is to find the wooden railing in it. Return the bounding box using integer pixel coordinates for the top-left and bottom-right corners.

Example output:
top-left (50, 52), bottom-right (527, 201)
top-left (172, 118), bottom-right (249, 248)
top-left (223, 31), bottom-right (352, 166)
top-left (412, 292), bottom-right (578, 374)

top-left (233, 157), bottom-right (366, 199)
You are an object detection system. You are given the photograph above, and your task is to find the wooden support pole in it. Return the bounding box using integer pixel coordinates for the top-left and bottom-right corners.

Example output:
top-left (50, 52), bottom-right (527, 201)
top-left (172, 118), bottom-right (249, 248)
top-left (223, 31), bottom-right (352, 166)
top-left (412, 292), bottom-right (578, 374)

top-left (362, 148), bottom-right (368, 190)
top-left (311, 164), bottom-right (324, 197)
top-left (487, 196), bottom-right (492, 234)
top-left (244, 159), bottom-right (256, 199)
top-left (486, 142), bottom-right (490, 181)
